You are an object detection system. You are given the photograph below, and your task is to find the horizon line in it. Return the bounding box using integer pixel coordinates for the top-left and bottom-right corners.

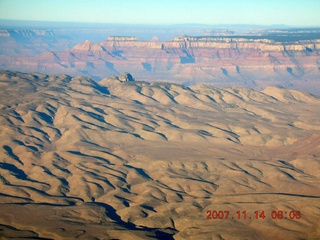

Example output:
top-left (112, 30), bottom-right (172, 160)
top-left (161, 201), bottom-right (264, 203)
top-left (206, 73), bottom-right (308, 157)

top-left (1, 19), bottom-right (320, 29)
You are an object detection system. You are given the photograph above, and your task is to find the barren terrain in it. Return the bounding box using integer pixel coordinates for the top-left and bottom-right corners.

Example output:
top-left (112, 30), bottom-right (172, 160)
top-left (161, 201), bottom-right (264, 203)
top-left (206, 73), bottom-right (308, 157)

top-left (0, 71), bottom-right (320, 239)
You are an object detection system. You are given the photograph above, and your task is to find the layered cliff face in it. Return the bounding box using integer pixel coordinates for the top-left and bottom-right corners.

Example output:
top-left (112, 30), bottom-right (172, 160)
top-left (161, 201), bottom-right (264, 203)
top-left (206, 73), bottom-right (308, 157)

top-left (0, 29), bottom-right (54, 37)
top-left (1, 35), bottom-right (320, 94)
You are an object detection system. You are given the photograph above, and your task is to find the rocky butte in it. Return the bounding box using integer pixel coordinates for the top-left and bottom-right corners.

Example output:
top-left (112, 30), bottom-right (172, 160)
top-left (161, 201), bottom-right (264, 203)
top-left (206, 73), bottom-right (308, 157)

top-left (1, 34), bottom-right (320, 94)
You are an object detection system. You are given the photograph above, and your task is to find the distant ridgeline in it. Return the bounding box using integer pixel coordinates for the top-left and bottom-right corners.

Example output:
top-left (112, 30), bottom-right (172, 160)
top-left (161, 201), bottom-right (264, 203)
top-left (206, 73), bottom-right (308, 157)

top-left (100, 35), bottom-right (320, 51)
top-left (0, 29), bottom-right (54, 37)
top-left (107, 36), bottom-right (138, 41)
top-left (1, 30), bottom-right (320, 95)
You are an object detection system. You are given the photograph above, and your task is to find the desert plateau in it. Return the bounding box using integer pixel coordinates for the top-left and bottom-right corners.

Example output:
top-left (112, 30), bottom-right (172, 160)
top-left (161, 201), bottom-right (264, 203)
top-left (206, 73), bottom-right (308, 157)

top-left (0, 70), bottom-right (320, 239)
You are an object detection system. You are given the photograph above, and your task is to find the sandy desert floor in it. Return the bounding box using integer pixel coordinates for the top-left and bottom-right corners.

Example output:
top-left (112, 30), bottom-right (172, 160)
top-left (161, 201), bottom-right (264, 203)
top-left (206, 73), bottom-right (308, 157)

top-left (0, 70), bottom-right (320, 239)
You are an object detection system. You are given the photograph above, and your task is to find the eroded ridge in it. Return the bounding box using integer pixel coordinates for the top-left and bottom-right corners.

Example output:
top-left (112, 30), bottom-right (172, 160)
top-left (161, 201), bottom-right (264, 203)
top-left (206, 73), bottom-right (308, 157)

top-left (0, 71), bottom-right (320, 239)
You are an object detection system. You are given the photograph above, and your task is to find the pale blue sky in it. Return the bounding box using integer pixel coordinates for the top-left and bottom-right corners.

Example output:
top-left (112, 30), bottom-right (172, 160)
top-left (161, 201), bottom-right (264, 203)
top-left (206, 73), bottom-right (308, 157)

top-left (0, 0), bottom-right (319, 26)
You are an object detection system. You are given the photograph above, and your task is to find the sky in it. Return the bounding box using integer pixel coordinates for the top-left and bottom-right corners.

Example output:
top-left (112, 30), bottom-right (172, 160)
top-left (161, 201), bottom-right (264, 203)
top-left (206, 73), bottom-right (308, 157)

top-left (0, 0), bottom-right (319, 26)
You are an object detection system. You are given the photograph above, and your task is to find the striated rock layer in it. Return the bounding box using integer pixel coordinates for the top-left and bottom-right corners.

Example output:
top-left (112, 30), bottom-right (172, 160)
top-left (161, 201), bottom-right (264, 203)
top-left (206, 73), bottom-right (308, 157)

top-left (1, 35), bottom-right (320, 95)
top-left (0, 71), bottom-right (320, 239)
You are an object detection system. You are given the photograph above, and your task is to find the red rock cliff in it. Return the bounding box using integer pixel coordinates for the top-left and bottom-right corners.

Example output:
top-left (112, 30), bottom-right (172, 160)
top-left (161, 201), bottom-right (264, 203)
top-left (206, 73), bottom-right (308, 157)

top-left (1, 35), bottom-right (320, 94)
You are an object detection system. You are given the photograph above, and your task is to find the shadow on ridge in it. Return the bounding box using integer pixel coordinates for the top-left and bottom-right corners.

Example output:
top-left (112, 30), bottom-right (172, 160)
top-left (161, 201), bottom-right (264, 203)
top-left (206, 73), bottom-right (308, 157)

top-left (92, 202), bottom-right (177, 239)
top-left (3, 145), bottom-right (23, 164)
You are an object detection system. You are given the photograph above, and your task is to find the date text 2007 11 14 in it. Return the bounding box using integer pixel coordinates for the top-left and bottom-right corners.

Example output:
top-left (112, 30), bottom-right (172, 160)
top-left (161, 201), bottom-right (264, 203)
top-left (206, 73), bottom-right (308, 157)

top-left (206, 210), bottom-right (301, 220)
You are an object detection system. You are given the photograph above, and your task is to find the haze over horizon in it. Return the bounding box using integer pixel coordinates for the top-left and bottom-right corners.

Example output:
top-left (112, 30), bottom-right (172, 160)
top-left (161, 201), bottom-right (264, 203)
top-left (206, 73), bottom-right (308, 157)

top-left (0, 0), bottom-right (320, 27)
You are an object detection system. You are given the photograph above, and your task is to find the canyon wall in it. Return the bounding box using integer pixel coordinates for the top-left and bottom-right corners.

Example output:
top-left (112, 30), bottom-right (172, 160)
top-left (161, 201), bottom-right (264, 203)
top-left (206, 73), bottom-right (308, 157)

top-left (1, 35), bottom-right (320, 94)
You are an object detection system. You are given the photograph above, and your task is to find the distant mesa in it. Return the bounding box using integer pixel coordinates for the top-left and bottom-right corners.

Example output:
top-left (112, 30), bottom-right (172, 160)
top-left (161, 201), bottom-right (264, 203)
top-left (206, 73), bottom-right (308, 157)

top-left (204, 29), bottom-right (235, 36)
top-left (107, 36), bottom-right (138, 41)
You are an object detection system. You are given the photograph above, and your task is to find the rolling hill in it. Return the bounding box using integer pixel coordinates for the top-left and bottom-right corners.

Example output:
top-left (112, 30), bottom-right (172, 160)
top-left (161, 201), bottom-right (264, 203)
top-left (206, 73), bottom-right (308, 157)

top-left (0, 70), bottom-right (320, 239)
